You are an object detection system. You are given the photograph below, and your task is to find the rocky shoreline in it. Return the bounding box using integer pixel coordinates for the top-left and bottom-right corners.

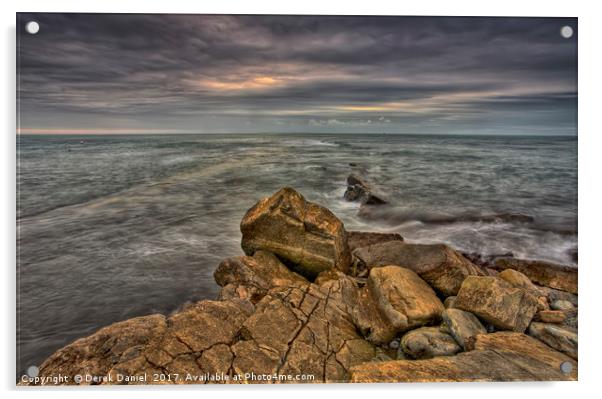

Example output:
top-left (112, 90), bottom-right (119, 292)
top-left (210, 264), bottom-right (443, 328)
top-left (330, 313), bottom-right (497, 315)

top-left (21, 187), bottom-right (578, 385)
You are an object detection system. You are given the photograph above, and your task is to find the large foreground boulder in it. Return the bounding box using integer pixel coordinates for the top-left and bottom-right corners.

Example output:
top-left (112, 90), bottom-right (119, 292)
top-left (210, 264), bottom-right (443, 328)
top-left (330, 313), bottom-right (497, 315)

top-left (454, 276), bottom-right (538, 332)
top-left (493, 258), bottom-right (577, 294)
top-left (241, 187), bottom-right (351, 278)
top-left (353, 242), bottom-right (485, 296)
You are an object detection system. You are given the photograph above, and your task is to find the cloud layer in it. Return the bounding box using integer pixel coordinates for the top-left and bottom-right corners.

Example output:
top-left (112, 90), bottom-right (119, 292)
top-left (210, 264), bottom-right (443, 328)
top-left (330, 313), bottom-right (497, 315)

top-left (17, 14), bottom-right (577, 134)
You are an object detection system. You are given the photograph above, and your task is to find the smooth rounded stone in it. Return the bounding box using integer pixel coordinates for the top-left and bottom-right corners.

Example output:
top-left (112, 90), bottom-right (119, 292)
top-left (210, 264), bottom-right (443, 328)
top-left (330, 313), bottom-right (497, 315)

top-left (400, 327), bottom-right (461, 359)
top-left (534, 310), bottom-right (566, 324)
top-left (240, 187), bottom-right (351, 278)
top-left (551, 299), bottom-right (575, 311)
top-left (353, 242), bottom-right (485, 296)
top-left (368, 266), bottom-right (444, 333)
top-left (388, 339), bottom-right (400, 349)
top-left (346, 231), bottom-right (403, 252)
top-left (441, 308), bottom-right (487, 350)
top-left (454, 276), bottom-right (539, 333)
top-left (444, 296), bottom-right (457, 308)
top-left (528, 322), bottom-right (578, 360)
top-left (467, 331), bottom-right (577, 380)
top-left (493, 258), bottom-right (577, 294)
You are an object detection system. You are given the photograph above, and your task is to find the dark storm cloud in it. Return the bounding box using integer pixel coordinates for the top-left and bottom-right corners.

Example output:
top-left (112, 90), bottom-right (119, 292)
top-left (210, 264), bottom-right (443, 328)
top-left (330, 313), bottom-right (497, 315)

top-left (17, 14), bottom-right (577, 134)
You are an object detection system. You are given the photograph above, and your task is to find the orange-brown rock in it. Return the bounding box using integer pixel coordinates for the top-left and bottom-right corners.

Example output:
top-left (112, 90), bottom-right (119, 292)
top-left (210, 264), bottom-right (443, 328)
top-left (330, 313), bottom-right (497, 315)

top-left (214, 250), bottom-right (308, 303)
top-left (241, 187), bottom-right (351, 278)
top-left (528, 322), bottom-right (577, 360)
top-left (353, 242), bottom-right (484, 296)
top-left (493, 258), bottom-right (577, 294)
top-left (467, 331), bottom-right (577, 380)
top-left (454, 276), bottom-right (538, 332)
top-left (350, 348), bottom-right (572, 382)
top-left (534, 310), bottom-right (567, 324)
top-left (368, 266), bottom-right (444, 334)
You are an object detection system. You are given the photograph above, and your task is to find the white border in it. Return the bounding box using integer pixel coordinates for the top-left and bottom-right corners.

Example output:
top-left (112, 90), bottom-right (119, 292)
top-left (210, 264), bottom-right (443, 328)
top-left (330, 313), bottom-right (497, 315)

top-left (2, 1), bottom-right (601, 398)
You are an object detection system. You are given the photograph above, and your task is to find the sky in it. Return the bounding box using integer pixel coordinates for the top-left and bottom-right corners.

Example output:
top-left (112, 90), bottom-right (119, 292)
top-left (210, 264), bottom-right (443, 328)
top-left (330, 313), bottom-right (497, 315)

top-left (17, 14), bottom-right (577, 135)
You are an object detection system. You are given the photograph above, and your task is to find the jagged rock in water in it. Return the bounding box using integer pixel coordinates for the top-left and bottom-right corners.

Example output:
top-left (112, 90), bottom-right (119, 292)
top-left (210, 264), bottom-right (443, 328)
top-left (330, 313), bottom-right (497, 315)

top-left (528, 322), bottom-right (577, 360)
top-left (492, 258), bottom-right (577, 294)
top-left (454, 276), bottom-right (538, 332)
top-left (441, 308), bottom-right (487, 350)
top-left (240, 187), bottom-right (351, 278)
top-left (400, 327), bottom-right (461, 359)
top-left (353, 242), bottom-right (485, 296)
top-left (343, 174), bottom-right (387, 205)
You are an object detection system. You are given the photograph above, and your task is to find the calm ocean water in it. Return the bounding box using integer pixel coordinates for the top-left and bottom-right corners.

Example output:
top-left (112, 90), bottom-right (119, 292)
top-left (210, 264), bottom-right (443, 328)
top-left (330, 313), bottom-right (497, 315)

top-left (16, 133), bottom-right (577, 374)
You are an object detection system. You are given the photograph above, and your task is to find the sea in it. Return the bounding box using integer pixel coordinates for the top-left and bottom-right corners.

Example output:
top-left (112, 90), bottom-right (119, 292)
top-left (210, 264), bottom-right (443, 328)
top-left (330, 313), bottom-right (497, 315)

top-left (16, 133), bottom-right (577, 375)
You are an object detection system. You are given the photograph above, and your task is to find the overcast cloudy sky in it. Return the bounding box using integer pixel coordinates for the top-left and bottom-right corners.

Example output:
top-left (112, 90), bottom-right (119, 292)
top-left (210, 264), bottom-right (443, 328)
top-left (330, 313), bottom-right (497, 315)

top-left (17, 14), bottom-right (577, 135)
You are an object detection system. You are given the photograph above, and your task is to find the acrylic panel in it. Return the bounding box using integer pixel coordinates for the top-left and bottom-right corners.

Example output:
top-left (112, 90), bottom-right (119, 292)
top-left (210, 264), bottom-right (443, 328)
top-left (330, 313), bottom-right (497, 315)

top-left (16, 13), bottom-right (578, 385)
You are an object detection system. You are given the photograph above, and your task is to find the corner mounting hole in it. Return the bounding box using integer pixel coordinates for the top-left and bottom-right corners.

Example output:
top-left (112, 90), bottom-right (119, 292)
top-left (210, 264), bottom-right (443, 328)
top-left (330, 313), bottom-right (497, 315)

top-left (560, 25), bottom-right (573, 39)
top-left (26, 21), bottom-right (40, 35)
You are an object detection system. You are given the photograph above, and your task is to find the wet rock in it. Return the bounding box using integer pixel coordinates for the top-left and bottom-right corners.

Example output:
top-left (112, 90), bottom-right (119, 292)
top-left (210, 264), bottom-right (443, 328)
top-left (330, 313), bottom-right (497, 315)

top-left (493, 258), bottom-right (577, 294)
top-left (346, 231), bottom-right (403, 252)
top-left (534, 310), bottom-right (566, 324)
top-left (368, 266), bottom-right (444, 334)
top-left (467, 332), bottom-right (577, 380)
top-left (343, 174), bottom-right (387, 205)
top-left (528, 322), bottom-right (577, 360)
top-left (240, 187), bottom-right (352, 278)
top-left (400, 327), bottom-right (461, 359)
top-left (353, 242), bottom-right (485, 296)
top-left (350, 348), bottom-right (571, 382)
top-left (454, 276), bottom-right (538, 332)
top-left (441, 308), bottom-right (487, 350)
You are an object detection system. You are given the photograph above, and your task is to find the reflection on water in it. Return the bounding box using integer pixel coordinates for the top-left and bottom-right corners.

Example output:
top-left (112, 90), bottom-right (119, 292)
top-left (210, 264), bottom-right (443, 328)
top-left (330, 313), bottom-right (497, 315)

top-left (16, 133), bottom-right (577, 375)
